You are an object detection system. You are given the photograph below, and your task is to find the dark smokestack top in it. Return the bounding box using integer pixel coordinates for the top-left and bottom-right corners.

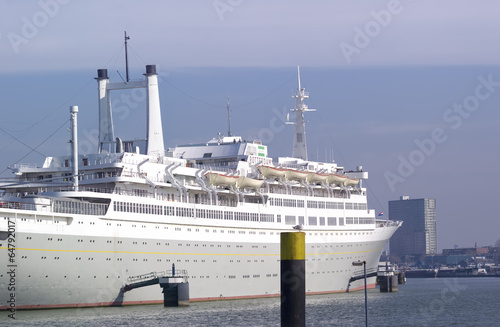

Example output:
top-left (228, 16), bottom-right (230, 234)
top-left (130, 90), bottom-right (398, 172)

top-left (145, 65), bottom-right (157, 75)
top-left (96, 69), bottom-right (108, 80)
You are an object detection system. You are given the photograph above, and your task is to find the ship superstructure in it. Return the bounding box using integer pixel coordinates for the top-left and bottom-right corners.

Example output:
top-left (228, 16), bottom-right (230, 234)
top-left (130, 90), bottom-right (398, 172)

top-left (0, 64), bottom-right (401, 309)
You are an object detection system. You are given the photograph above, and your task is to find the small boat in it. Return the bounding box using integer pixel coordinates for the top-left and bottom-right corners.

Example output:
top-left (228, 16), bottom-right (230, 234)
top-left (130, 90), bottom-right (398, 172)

top-left (236, 176), bottom-right (264, 189)
top-left (258, 165), bottom-right (287, 179)
top-left (205, 172), bottom-right (238, 187)
top-left (306, 172), bottom-right (329, 184)
top-left (327, 174), bottom-right (348, 186)
top-left (285, 169), bottom-right (309, 181)
top-left (345, 178), bottom-right (359, 187)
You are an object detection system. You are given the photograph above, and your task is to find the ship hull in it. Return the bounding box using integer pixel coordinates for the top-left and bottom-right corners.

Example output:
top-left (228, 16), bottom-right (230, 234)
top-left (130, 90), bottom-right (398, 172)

top-left (0, 209), bottom-right (398, 309)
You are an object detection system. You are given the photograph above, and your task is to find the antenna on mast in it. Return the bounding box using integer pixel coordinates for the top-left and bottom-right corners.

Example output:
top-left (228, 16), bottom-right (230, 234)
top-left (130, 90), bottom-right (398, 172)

top-left (297, 66), bottom-right (301, 91)
top-left (287, 66), bottom-right (316, 161)
top-left (124, 31), bottom-right (130, 82)
top-left (227, 93), bottom-right (232, 137)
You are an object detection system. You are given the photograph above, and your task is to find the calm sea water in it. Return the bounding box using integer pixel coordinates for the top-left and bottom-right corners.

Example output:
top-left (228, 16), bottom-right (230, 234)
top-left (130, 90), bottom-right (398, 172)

top-left (2, 278), bottom-right (499, 327)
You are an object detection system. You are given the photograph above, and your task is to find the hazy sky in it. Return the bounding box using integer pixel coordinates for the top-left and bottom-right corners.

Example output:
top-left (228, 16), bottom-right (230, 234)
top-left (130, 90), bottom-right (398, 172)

top-left (1, 0), bottom-right (500, 251)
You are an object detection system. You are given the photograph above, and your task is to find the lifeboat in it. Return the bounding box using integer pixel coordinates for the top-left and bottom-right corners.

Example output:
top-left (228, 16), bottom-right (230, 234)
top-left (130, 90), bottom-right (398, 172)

top-left (237, 176), bottom-right (264, 189)
top-left (205, 172), bottom-right (238, 187)
top-left (258, 165), bottom-right (287, 179)
top-left (285, 169), bottom-right (309, 182)
top-left (327, 174), bottom-right (349, 186)
top-left (306, 172), bottom-right (329, 184)
top-left (345, 178), bottom-right (360, 187)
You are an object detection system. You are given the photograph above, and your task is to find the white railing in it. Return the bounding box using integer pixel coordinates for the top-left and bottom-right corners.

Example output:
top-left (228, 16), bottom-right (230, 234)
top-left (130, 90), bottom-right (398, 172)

top-left (11, 163), bottom-right (39, 169)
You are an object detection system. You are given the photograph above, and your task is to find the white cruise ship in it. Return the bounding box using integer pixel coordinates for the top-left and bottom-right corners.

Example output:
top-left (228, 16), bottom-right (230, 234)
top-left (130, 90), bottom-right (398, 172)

top-left (0, 64), bottom-right (401, 310)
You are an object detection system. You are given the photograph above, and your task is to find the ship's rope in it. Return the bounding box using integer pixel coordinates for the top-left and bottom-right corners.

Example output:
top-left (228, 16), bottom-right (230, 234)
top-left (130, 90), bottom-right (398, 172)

top-left (158, 72), bottom-right (297, 111)
top-left (0, 126), bottom-right (46, 157)
top-left (0, 44), bottom-right (126, 177)
top-left (127, 43), bottom-right (298, 111)
top-left (0, 119), bottom-right (70, 176)
top-left (309, 98), bottom-right (387, 215)
top-left (364, 179), bottom-right (386, 215)
top-left (231, 73), bottom-right (297, 109)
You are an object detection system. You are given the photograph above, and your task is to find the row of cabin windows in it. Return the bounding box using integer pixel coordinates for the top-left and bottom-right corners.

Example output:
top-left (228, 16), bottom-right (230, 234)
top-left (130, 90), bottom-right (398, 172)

top-left (285, 216), bottom-right (374, 226)
top-left (112, 202), bottom-right (374, 226)
top-left (53, 200), bottom-right (107, 216)
top-left (269, 198), bottom-right (367, 211)
top-left (113, 202), bottom-right (276, 223)
top-left (269, 198), bottom-right (305, 208)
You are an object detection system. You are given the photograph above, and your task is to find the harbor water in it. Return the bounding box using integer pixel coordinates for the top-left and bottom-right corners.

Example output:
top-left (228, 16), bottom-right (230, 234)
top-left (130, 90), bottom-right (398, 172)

top-left (2, 278), bottom-right (499, 326)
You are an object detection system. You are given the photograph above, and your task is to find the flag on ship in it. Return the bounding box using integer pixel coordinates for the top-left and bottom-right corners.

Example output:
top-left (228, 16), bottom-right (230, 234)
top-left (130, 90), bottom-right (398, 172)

top-left (378, 211), bottom-right (384, 216)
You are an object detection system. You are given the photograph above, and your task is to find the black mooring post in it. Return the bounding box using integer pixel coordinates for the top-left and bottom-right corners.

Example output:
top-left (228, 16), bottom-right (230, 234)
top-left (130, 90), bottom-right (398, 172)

top-left (281, 232), bottom-right (305, 327)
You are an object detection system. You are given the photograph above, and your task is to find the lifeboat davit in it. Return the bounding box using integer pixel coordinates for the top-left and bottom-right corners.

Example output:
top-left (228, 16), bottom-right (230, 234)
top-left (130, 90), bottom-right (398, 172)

top-left (205, 172), bottom-right (238, 187)
top-left (258, 166), bottom-right (287, 179)
top-left (237, 176), bottom-right (264, 189)
top-left (327, 174), bottom-right (349, 186)
top-left (306, 172), bottom-right (329, 184)
top-left (285, 169), bottom-right (309, 182)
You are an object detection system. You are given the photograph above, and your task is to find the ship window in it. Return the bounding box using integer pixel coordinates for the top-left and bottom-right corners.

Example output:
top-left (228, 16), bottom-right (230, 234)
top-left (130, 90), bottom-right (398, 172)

top-left (359, 217), bottom-right (374, 224)
top-left (298, 216), bottom-right (305, 225)
top-left (203, 153), bottom-right (212, 158)
top-left (285, 215), bottom-right (296, 225)
top-left (260, 213), bottom-right (274, 223)
top-left (339, 217), bottom-right (345, 226)
top-left (307, 201), bottom-right (318, 208)
top-left (319, 217), bottom-right (325, 226)
top-left (308, 216), bottom-right (317, 225)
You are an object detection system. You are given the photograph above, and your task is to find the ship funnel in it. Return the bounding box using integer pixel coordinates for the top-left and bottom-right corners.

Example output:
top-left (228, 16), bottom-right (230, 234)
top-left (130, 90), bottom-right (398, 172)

top-left (95, 64), bottom-right (165, 156)
top-left (97, 69), bottom-right (108, 79)
top-left (144, 64), bottom-right (164, 156)
top-left (146, 65), bottom-right (156, 75)
top-left (95, 68), bottom-right (114, 153)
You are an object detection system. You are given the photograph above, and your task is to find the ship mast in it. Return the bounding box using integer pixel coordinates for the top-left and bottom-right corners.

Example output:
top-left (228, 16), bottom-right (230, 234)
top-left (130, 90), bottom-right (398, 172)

top-left (124, 31), bottom-right (130, 82)
top-left (227, 94), bottom-right (232, 137)
top-left (287, 66), bottom-right (315, 160)
top-left (70, 106), bottom-right (79, 191)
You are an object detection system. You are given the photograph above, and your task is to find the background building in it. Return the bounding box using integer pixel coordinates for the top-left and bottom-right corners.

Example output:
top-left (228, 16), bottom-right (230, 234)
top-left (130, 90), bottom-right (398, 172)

top-left (389, 196), bottom-right (437, 263)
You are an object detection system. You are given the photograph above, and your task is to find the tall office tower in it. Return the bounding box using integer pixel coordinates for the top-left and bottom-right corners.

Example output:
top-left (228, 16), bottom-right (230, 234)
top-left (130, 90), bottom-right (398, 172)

top-left (389, 196), bottom-right (437, 260)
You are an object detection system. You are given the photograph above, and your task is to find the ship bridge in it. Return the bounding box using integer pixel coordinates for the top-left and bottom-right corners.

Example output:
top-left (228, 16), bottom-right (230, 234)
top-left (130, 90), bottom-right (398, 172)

top-left (169, 136), bottom-right (272, 173)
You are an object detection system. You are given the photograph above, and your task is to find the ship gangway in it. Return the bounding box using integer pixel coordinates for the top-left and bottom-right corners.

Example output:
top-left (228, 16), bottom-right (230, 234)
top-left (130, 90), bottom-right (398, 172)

top-left (348, 267), bottom-right (377, 284)
top-left (347, 267), bottom-right (378, 293)
top-left (123, 267), bottom-right (190, 306)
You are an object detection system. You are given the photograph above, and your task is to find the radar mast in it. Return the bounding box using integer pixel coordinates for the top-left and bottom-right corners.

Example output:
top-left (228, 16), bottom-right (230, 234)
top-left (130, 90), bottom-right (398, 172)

top-left (287, 66), bottom-right (315, 160)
